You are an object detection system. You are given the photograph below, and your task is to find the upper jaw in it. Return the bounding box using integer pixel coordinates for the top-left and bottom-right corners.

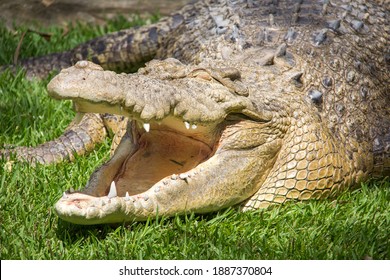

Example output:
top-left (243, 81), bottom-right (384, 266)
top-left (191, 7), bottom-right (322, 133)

top-left (47, 60), bottom-right (268, 125)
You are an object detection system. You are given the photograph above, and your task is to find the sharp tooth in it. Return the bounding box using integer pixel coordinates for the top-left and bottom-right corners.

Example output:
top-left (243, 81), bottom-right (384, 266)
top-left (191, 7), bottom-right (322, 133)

top-left (108, 181), bottom-right (117, 198)
top-left (191, 124), bottom-right (197, 129)
top-left (184, 121), bottom-right (190, 129)
top-left (62, 192), bottom-right (68, 199)
top-left (125, 192), bottom-right (130, 201)
top-left (143, 123), bottom-right (150, 132)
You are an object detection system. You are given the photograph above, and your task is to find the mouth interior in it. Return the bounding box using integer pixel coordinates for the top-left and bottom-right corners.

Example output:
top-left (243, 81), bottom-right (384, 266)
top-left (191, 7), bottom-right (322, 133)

top-left (95, 117), bottom-right (219, 198)
top-left (114, 122), bottom-right (213, 196)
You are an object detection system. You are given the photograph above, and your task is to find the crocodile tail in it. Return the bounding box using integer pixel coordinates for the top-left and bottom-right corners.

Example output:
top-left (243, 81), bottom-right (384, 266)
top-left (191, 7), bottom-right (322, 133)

top-left (2, 51), bottom-right (73, 80)
top-left (69, 11), bottom-right (187, 74)
top-left (0, 113), bottom-right (107, 165)
top-left (7, 12), bottom-right (187, 78)
top-left (69, 24), bottom-right (164, 73)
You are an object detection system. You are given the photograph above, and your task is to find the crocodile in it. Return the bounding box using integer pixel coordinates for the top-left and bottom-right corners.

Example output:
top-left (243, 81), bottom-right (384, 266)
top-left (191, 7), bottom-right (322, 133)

top-left (2, 0), bottom-right (389, 225)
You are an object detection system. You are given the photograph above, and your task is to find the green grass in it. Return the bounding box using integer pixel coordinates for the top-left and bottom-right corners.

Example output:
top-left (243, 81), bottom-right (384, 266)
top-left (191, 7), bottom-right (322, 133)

top-left (0, 16), bottom-right (389, 260)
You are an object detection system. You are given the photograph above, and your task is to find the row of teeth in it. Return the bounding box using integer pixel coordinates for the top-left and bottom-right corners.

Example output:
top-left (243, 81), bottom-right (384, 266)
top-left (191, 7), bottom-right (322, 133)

top-left (62, 167), bottom-right (206, 201)
top-left (62, 181), bottom-right (128, 201)
top-left (142, 122), bottom-right (197, 132)
top-left (184, 122), bottom-right (198, 130)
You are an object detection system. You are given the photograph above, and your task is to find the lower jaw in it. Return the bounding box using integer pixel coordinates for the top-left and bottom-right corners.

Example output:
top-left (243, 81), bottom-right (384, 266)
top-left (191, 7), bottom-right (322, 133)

top-left (55, 150), bottom-right (215, 224)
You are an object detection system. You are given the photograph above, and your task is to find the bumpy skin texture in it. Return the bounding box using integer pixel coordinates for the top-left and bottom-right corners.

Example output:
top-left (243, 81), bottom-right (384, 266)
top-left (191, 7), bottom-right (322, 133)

top-left (3, 0), bottom-right (390, 224)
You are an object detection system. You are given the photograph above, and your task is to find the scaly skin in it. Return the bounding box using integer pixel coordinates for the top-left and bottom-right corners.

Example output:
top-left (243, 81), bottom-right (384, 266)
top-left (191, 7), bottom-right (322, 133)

top-left (3, 0), bottom-right (390, 224)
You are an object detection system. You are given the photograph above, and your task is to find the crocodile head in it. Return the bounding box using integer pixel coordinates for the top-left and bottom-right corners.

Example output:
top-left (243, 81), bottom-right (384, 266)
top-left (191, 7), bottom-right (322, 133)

top-left (48, 59), bottom-right (344, 225)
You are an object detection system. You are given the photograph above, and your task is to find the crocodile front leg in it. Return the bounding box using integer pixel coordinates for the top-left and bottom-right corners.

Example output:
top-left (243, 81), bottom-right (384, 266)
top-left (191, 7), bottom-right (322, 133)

top-left (0, 113), bottom-right (125, 165)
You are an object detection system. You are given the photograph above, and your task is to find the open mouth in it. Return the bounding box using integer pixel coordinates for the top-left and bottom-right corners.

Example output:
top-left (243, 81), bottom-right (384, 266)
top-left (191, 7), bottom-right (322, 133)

top-left (99, 116), bottom-right (219, 198)
top-left (56, 114), bottom-right (226, 223)
top-left (112, 121), bottom-right (213, 197)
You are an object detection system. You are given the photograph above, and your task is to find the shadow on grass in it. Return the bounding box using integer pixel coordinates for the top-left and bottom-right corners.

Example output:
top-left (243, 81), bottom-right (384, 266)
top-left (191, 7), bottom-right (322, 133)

top-left (55, 207), bottom-right (239, 241)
